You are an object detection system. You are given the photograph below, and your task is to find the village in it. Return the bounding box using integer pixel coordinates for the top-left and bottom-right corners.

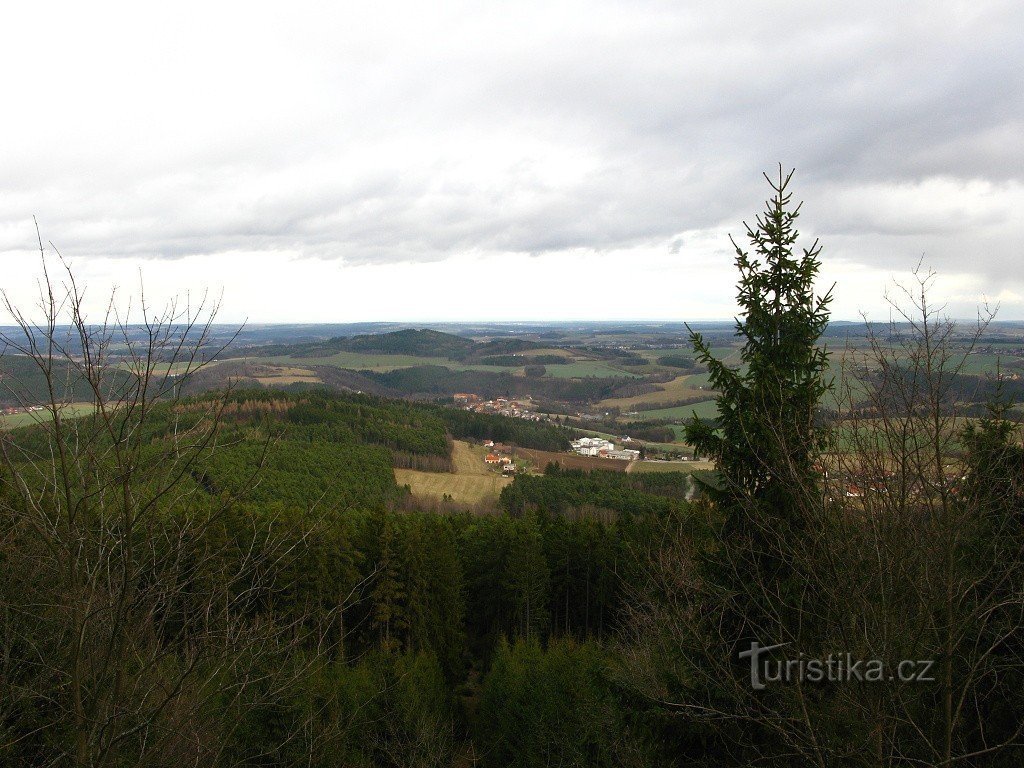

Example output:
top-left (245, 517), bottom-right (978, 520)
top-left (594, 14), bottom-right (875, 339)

top-left (475, 431), bottom-right (645, 477)
top-left (2, 405), bottom-right (46, 416)
top-left (453, 393), bottom-right (546, 421)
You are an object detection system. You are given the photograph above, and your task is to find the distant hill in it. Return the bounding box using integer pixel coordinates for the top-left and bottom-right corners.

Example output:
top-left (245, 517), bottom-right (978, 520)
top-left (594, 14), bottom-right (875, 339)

top-left (340, 328), bottom-right (475, 357)
top-left (227, 328), bottom-right (552, 362)
top-left (0, 354), bottom-right (132, 407)
top-left (227, 328), bottom-right (476, 360)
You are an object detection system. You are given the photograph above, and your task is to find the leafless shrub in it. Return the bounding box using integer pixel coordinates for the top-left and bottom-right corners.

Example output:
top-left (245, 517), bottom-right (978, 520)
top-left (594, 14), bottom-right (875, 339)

top-left (0, 237), bottom-right (345, 767)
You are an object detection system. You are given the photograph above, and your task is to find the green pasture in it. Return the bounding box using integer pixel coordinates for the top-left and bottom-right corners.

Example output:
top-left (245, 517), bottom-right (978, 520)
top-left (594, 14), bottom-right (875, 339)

top-left (0, 402), bottom-right (96, 430)
top-left (637, 399), bottom-right (719, 422)
top-left (542, 361), bottom-right (643, 379)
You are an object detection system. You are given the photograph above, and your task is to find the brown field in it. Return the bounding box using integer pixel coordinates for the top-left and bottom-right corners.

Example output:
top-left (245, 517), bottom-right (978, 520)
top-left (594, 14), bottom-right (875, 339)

top-left (512, 447), bottom-right (630, 473)
top-left (598, 373), bottom-right (709, 409)
top-left (629, 459), bottom-right (715, 474)
top-left (252, 365), bottom-right (321, 385)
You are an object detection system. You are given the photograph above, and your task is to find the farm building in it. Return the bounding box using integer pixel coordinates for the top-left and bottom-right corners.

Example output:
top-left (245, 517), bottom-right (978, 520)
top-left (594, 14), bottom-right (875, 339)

top-left (570, 437), bottom-right (615, 456)
top-left (607, 449), bottom-right (640, 460)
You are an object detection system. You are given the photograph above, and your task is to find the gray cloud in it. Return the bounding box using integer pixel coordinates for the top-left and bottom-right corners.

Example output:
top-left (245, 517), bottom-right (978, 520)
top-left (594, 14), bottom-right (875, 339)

top-left (0, 0), bottom-right (1021, 291)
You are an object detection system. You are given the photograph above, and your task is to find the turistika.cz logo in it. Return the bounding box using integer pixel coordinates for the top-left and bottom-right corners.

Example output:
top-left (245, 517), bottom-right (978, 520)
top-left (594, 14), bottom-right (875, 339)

top-left (739, 642), bottom-right (935, 690)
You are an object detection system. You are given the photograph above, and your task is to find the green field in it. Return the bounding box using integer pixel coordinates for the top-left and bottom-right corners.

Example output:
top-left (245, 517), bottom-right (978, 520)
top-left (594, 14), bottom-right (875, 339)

top-left (599, 373), bottom-right (710, 409)
top-left (115, 360), bottom-right (223, 375)
top-left (542, 361), bottom-right (643, 379)
top-left (958, 352), bottom-right (1019, 375)
top-left (706, 345), bottom-right (743, 364)
top-left (634, 399), bottom-right (718, 422)
top-left (0, 402), bottom-right (96, 430)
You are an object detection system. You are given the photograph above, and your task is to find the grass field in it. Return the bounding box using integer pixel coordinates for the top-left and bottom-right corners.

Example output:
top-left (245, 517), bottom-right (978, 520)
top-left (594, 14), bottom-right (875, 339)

top-left (542, 361), bottom-right (643, 379)
top-left (958, 352), bottom-right (1018, 375)
top-left (706, 345), bottom-right (743, 364)
top-left (629, 459), bottom-right (715, 473)
top-left (394, 440), bottom-right (512, 505)
top-left (635, 399), bottom-right (719, 421)
top-left (598, 373), bottom-right (710, 409)
top-left (394, 468), bottom-right (511, 505)
top-left (0, 402), bottom-right (96, 430)
top-left (252, 365), bottom-right (321, 385)
top-left (115, 360), bottom-right (223, 375)
top-left (450, 440), bottom-right (490, 473)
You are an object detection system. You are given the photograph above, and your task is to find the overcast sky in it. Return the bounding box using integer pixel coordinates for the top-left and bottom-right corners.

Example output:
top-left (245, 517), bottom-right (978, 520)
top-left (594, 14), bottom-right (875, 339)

top-left (1, 1), bottom-right (1021, 323)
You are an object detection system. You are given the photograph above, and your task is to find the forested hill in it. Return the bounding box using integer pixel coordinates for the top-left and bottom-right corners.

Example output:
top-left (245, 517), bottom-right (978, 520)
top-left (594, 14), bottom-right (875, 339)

top-left (339, 328), bottom-right (475, 357)
top-left (231, 387), bottom-right (574, 452)
top-left (175, 388), bottom-right (574, 470)
top-left (228, 327), bottom-right (551, 362)
top-left (229, 328), bottom-right (476, 359)
top-left (0, 378), bottom-right (709, 764)
top-left (0, 355), bottom-right (134, 407)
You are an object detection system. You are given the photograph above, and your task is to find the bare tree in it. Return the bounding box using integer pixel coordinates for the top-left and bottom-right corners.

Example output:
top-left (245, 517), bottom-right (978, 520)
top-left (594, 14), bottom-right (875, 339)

top-left (0, 238), bottom-right (332, 767)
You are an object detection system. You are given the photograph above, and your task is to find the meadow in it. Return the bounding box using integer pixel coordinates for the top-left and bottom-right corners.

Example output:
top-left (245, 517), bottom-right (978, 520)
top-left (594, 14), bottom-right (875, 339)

top-left (635, 399), bottom-right (719, 421)
top-left (394, 440), bottom-right (512, 505)
top-left (0, 402), bottom-right (96, 430)
top-left (394, 468), bottom-right (511, 505)
top-left (598, 373), bottom-right (710, 409)
top-left (540, 360), bottom-right (643, 378)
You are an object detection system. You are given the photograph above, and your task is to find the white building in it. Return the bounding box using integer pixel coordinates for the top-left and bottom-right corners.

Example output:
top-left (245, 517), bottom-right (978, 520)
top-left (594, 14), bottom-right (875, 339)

top-left (570, 437), bottom-right (616, 456)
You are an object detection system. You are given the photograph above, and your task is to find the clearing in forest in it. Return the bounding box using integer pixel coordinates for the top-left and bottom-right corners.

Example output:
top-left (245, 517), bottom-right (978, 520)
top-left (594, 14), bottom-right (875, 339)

top-left (394, 439), bottom-right (511, 506)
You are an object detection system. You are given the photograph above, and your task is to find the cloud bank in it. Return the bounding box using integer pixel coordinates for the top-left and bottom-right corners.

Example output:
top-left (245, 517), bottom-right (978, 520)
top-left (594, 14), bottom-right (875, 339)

top-left (0, 0), bottom-right (1020, 319)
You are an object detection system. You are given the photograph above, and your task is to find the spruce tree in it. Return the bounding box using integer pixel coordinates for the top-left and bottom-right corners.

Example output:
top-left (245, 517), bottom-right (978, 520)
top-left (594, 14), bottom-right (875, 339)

top-left (685, 167), bottom-right (832, 540)
top-left (683, 167), bottom-right (833, 691)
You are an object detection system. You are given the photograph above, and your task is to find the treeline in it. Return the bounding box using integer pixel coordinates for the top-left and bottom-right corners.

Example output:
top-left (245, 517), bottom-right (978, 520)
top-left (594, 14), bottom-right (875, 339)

top-left (477, 354), bottom-right (568, 366)
top-left (176, 389), bottom-right (575, 467)
top-left (0, 353), bottom-right (133, 407)
top-left (368, 365), bottom-right (630, 402)
top-left (500, 464), bottom-right (692, 519)
top-left (430, 405), bottom-right (573, 451)
top-left (656, 353), bottom-right (698, 369)
top-left (182, 351), bottom-right (660, 406)
top-left (572, 415), bottom-right (678, 443)
top-left (230, 329), bottom-right (562, 365)
top-left (575, 347), bottom-right (648, 366)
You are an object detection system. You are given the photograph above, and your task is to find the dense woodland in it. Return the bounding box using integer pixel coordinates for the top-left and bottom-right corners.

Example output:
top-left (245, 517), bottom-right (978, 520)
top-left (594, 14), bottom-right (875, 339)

top-left (0, 387), bottom-right (679, 765)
